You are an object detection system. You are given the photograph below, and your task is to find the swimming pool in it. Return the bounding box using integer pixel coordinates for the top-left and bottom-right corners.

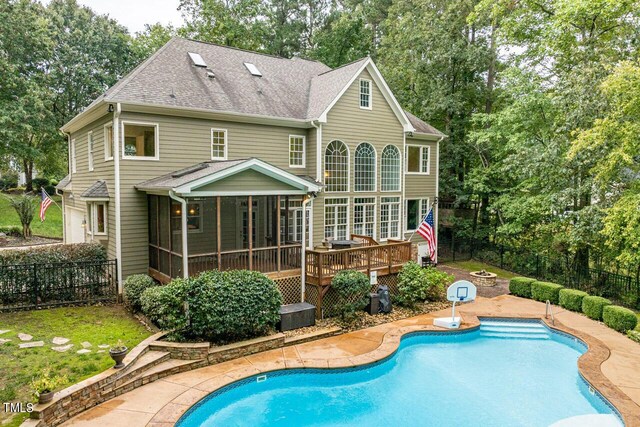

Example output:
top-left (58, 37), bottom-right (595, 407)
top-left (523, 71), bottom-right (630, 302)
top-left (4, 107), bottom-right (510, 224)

top-left (177, 319), bottom-right (622, 427)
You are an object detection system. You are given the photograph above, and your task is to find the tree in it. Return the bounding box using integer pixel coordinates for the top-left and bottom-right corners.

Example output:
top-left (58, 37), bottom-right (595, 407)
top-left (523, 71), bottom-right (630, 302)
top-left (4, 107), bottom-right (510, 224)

top-left (8, 195), bottom-right (37, 238)
top-left (132, 23), bottom-right (176, 60)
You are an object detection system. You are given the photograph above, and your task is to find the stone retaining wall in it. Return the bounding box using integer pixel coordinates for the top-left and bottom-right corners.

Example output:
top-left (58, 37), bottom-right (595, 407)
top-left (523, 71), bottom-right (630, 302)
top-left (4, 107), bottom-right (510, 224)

top-left (208, 333), bottom-right (285, 364)
top-left (149, 341), bottom-right (209, 360)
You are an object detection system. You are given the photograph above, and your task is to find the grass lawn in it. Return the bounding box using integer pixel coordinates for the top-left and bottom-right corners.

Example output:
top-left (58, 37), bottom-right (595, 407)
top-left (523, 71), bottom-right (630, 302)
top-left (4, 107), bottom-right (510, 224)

top-left (0, 194), bottom-right (63, 239)
top-left (442, 260), bottom-right (519, 280)
top-left (0, 305), bottom-right (151, 427)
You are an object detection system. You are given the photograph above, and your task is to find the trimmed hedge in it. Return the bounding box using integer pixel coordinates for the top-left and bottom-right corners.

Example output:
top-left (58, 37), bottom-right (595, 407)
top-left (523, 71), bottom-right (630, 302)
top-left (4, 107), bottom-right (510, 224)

top-left (602, 305), bottom-right (638, 333)
top-left (509, 277), bottom-right (536, 298)
top-left (582, 296), bottom-right (611, 321)
top-left (531, 281), bottom-right (563, 304)
top-left (396, 261), bottom-right (451, 308)
top-left (123, 274), bottom-right (157, 312)
top-left (558, 289), bottom-right (588, 312)
top-left (141, 270), bottom-right (282, 343)
top-left (331, 270), bottom-right (370, 320)
top-left (0, 243), bottom-right (106, 265)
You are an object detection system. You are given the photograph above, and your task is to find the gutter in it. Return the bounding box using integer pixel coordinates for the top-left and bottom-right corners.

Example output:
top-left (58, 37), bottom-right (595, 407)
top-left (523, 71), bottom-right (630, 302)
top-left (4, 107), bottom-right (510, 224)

top-left (169, 190), bottom-right (189, 278)
top-left (114, 103), bottom-right (123, 292)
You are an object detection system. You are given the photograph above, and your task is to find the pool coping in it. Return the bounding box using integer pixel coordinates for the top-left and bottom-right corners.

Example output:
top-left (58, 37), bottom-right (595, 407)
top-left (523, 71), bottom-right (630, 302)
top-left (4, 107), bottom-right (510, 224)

top-left (58, 299), bottom-right (640, 427)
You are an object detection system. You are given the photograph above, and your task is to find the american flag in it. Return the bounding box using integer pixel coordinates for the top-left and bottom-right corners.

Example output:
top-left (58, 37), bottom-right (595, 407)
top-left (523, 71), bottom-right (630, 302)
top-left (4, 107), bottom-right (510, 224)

top-left (417, 207), bottom-right (436, 261)
top-left (39, 188), bottom-right (53, 222)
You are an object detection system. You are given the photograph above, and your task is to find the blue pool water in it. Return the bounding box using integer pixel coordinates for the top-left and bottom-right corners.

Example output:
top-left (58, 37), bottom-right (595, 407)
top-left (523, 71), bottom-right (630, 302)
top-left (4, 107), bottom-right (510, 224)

top-left (177, 319), bottom-right (621, 427)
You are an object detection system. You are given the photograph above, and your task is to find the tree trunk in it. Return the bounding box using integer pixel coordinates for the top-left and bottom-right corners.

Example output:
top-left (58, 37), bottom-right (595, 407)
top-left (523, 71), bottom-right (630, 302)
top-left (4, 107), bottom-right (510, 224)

top-left (23, 159), bottom-right (34, 193)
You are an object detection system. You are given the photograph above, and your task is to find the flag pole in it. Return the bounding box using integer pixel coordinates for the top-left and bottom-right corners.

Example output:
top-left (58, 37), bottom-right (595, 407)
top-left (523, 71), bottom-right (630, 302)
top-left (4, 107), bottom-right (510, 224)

top-left (42, 188), bottom-right (62, 211)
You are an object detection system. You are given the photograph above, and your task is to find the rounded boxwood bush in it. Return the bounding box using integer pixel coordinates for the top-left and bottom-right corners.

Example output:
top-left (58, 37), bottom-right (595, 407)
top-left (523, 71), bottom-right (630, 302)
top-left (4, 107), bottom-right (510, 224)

top-left (123, 274), bottom-right (157, 312)
top-left (581, 295), bottom-right (611, 321)
top-left (331, 270), bottom-right (370, 320)
top-left (530, 281), bottom-right (563, 304)
top-left (396, 261), bottom-right (451, 308)
top-left (558, 289), bottom-right (589, 312)
top-left (602, 305), bottom-right (638, 333)
top-left (140, 281), bottom-right (189, 333)
top-left (509, 277), bottom-right (536, 298)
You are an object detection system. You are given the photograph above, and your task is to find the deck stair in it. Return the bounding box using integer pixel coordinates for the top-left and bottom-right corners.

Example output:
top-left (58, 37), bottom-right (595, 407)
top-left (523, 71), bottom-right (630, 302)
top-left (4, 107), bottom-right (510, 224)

top-left (479, 320), bottom-right (551, 340)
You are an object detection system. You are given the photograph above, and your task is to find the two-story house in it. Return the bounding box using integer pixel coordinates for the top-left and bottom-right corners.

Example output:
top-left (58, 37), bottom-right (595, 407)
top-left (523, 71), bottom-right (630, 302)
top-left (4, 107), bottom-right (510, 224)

top-left (57, 38), bottom-right (445, 304)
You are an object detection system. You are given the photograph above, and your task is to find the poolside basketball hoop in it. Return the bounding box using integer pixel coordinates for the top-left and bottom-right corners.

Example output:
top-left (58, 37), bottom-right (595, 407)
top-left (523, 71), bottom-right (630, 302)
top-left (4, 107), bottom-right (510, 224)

top-left (433, 280), bottom-right (477, 329)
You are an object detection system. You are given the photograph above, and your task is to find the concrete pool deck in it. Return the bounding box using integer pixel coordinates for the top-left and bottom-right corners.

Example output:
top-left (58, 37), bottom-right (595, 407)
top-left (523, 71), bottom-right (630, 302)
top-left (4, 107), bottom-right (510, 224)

top-left (60, 295), bottom-right (640, 427)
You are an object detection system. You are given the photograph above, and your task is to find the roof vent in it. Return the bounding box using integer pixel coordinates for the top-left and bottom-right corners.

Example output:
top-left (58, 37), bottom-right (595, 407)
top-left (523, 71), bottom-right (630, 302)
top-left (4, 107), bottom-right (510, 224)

top-left (244, 62), bottom-right (262, 77)
top-left (188, 52), bottom-right (207, 67)
top-left (171, 163), bottom-right (208, 178)
top-left (205, 68), bottom-right (215, 79)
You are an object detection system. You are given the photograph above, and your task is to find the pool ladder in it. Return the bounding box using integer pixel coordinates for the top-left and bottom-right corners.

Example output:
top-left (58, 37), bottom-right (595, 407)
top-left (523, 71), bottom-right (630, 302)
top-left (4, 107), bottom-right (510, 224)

top-left (545, 300), bottom-right (555, 326)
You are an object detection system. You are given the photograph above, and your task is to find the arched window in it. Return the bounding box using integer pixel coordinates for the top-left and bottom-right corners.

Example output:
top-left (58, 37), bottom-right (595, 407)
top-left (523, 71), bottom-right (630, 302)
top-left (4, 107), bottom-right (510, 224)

top-left (324, 140), bottom-right (349, 192)
top-left (354, 142), bottom-right (376, 192)
top-left (381, 145), bottom-right (400, 191)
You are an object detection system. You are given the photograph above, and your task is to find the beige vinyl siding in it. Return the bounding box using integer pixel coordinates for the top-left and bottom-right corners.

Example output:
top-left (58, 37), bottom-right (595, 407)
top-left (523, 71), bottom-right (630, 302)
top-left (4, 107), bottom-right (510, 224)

top-left (404, 136), bottom-right (438, 243)
top-left (313, 68), bottom-right (405, 244)
top-left (306, 127), bottom-right (317, 180)
top-left (117, 112), bottom-right (313, 277)
top-left (67, 113), bottom-right (115, 255)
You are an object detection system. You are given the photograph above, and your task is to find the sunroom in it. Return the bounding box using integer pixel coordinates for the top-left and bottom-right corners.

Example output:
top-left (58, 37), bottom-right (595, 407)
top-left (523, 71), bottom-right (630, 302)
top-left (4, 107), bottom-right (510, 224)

top-left (136, 158), bottom-right (322, 283)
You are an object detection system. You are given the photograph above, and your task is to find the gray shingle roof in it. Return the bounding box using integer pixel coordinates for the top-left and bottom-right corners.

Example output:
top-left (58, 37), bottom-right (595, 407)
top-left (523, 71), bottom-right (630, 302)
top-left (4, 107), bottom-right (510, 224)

top-left (405, 111), bottom-right (446, 136)
top-left (81, 180), bottom-right (109, 198)
top-left (55, 175), bottom-right (71, 191)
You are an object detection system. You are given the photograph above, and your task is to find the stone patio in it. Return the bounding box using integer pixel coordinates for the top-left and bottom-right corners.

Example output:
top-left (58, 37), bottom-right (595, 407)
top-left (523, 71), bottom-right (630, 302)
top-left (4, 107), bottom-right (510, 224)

top-left (56, 295), bottom-right (640, 427)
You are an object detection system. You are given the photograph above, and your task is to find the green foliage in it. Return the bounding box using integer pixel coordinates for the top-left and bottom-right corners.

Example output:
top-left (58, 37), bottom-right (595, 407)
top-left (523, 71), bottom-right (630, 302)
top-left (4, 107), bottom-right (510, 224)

top-left (30, 366), bottom-right (67, 397)
top-left (0, 173), bottom-right (18, 191)
top-left (8, 194), bottom-right (36, 238)
top-left (628, 330), bottom-right (640, 344)
top-left (131, 23), bottom-right (176, 59)
top-left (397, 262), bottom-right (451, 308)
top-left (123, 274), bottom-right (157, 312)
top-left (0, 226), bottom-right (22, 236)
top-left (602, 305), bottom-right (638, 333)
top-left (558, 289), bottom-right (589, 312)
top-left (582, 296), bottom-right (612, 321)
top-left (530, 281), bottom-right (563, 304)
top-left (0, 243), bottom-right (106, 265)
top-left (330, 270), bottom-right (371, 320)
top-left (509, 277), bottom-right (536, 298)
top-left (142, 270), bottom-right (282, 343)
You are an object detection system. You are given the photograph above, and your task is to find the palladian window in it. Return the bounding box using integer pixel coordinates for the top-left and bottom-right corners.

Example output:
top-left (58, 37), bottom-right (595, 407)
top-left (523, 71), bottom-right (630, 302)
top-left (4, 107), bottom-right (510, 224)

top-left (354, 142), bottom-right (376, 192)
top-left (381, 145), bottom-right (400, 191)
top-left (324, 140), bottom-right (349, 192)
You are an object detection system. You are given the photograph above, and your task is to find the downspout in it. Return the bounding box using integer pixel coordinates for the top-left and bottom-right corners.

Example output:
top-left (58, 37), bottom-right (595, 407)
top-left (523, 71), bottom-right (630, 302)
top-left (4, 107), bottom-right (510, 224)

top-left (310, 120), bottom-right (322, 182)
top-left (300, 192), bottom-right (316, 303)
top-left (113, 104), bottom-right (123, 293)
top-left (169, 190), bottom-right (189, 278)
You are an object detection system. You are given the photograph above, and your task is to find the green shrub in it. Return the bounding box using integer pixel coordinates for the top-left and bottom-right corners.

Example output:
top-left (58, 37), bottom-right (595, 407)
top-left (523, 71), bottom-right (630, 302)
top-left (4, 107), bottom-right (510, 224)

top-left (0, 226), bottom-right (22, 237)
top-left (602, 305), bottom-right (638, 333)
top-left (330, 270), bottom-right (371, 320)
top-left (509, 277), bottom-right (536, 298)
top-left (123, 274), bottom-right (157, 312)
top-left (0, 243), bottom-right (106, 265)
top-left (558, 289), bottom-right (588, 312)
top-left (32, 177), bottom-right (50, 192)
top-left (397, 261), bottom-right (452, 308)
top-left (628, 330), bottom-right (640, 344)
top-left (142, 270), bottom-right (282, 343)
top-left (530, 281), bottom-right (563, 304)
top-left (0, 173), bottom-right (18, 191)
top-left (582, 296), bottom-right (611, 320)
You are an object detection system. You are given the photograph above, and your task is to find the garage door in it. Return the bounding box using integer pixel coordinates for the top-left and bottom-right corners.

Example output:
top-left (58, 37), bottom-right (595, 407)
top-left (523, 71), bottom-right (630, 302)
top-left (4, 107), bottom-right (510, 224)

top-left (65, 207), bottom-right (85, 244)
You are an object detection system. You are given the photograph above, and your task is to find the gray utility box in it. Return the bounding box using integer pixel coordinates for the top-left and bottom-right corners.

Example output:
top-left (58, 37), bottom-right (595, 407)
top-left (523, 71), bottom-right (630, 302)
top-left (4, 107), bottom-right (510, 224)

top-left (365, 293), bottom-right (380, 315)
top-left (278, 302), bottom-right (316, 331)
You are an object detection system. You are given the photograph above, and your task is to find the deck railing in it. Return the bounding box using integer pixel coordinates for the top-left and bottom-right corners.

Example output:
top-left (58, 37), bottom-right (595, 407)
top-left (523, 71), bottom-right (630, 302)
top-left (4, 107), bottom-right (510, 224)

top-left (305, 241), bottom-right (412, 286)
top-left (350, 234), bottom-right (380, 247)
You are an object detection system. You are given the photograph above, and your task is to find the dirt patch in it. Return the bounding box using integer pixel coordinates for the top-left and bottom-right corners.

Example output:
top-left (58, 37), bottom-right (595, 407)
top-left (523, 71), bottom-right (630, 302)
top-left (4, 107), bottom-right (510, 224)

top-left (437, 264), bottom-right (510, 298)
top-left (0, 235), bottom-right (62, 249)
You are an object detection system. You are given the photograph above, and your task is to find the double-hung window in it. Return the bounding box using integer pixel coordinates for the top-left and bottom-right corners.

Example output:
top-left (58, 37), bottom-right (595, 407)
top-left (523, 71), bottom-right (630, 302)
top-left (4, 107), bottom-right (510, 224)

top-left (353, 197), bottom-right (376, 238)
top-left (406, 198), bottom-right (430, 231)
top-left (289, 135), bottom-right (305, 168)
top-left (104, 123), bottom-right (114, 160)
top-left (406, 145), bottom-right (430, 174)
top-left (87, 202), bottom-right (107, 235)
top-left (359, 79), bottom-right (372, 109)
top-left (87, 131), bottom-right (94, 171)
top-left (380, 197), bottom-right (400, 240)
top-left (211, 129), bottom-right (227, 160)
top-left (71, 139), bottom-right (77, 173)
top-left (324, 197), bottom-right (349, 240)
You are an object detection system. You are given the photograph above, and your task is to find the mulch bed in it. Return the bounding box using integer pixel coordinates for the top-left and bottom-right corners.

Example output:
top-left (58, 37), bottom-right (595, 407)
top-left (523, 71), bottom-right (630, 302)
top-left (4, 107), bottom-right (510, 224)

top-left (0, 235), bottom-right (62, 249)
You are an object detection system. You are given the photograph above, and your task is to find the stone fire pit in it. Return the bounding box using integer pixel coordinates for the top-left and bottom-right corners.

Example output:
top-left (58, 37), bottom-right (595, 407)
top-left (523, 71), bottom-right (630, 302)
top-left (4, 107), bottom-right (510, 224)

top-left (470, 270), bottom-right (497, 287)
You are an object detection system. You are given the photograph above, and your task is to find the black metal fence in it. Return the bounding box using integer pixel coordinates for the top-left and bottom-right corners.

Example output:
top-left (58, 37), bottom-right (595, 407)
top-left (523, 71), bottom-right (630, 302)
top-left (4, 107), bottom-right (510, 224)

top-left (0, 259), bottom-right (118, 311)
top-left (438, 236), bottom-right (640, 309)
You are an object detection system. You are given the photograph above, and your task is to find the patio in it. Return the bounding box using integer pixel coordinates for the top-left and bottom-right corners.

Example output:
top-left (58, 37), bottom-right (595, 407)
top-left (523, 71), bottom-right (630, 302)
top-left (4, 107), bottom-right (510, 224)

top-left (56, 295), bottom-right (640, 427)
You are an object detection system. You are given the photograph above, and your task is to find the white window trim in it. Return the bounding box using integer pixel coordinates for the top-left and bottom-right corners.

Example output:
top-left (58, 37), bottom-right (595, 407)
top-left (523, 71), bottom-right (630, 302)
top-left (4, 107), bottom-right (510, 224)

top-left (381, 144), bottom-right (402, 192)
top-left (404, 198), bottom-right (430, 232)
top-left (87, 202), bottom-right (107, 236)
top-left (379, 196), bottom-right (401, 241)
top-left (354, 142), bottom-right (377, 193)
top-left (288, 134), bottom-right (306, 168)
top-left (324, 140), bottom-right (350, 193)
top-left (104, 123), bottom-right (114, 161)
top-left (87, 131), bottom-right (94, 172)
top-left (121, 120), bottom-right (160, 161)
top-left (359, 78), bottom-right (372, 110)
top-left (352, 196), bottom-right (377, 240)
top-left (323, 197), bottom-right (350, 240)
top-left (71, 139), bottom-right (77, 173)
top-left (405, 145), bottom-right (430, 175)
top-left (210, 128), bottom-right (228, 161)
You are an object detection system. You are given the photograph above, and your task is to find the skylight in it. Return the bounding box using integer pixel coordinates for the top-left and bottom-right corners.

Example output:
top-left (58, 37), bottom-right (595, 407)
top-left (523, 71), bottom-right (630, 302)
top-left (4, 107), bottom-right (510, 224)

top-left (188, 52), bottom-right (207, 67)
top-left (244, 62), bottom-right (262, 77)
